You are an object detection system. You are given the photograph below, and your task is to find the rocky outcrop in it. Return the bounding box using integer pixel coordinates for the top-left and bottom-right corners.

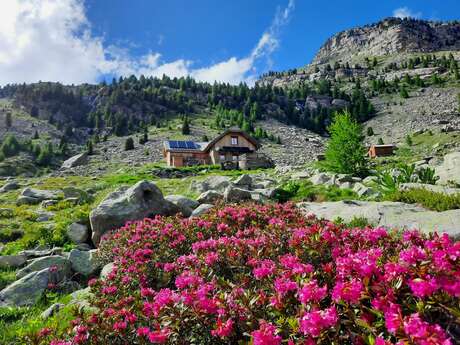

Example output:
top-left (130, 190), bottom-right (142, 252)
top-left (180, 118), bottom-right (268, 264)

top-left (223, 186), bottom-right (252, 202)
top-left (89, 180), bottom-right (179, 245)
top-left (436, 151), bottom-right (460, 185)
top-left (297, 200), bottom-right (460, 239)
top-left (191, 204), bottom-right (214, 217)
top-left (16, 255), bottom-right (70, 279)
top-left (0, 181), bottom-right (20, 193)
top-left (312, 18), bottom-right (460, 65)
top-left (0, 255), bottom-right (27, 269)
top-left (190, 176), bottom-right (232, 194)
top-left (399, 182), bottom-right (460, 195)
top-left (197, 190), bottom-right (223, 204)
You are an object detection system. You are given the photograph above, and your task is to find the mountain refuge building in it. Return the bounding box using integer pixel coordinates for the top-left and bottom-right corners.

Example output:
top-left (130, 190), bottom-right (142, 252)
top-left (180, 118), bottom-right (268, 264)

top-left (163, 128), bottom-right (268, 168)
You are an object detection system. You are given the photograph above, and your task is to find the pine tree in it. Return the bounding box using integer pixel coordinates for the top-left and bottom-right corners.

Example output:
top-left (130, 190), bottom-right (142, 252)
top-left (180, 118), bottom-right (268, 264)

top-left (377, 138), bottom-right (384, 145)
top-left (86, 140), bottom-right (93, 155)
top-left (324, 111), bottom-right (368, 176)
top-left (5, 112), bottom-right (12, 128)
top-left (405, 135), bottom-right (413, 146)
top-left (399, 87), bottom-right (409, 99)
top-left (367, 127), bottom-right (374, 136)
top-left (33, 130), bottom-right (39, 140)
top-left (124, 137), bottom-right (134, 151)
top-left (181, 116), bottom-right (190, 135)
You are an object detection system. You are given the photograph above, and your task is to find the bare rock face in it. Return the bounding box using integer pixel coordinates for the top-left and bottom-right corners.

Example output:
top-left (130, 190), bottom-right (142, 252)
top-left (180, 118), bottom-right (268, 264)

top-left (312, 18), bottom-right (460, 65)
top-left (89, 180), bottom-right (179, 246)
top-left (61, 152), bottom-right (88, 169)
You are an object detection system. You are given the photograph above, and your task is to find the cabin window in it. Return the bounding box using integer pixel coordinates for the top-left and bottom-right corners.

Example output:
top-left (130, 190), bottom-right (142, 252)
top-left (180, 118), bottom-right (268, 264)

top-left (232, 155), bottom-right (238, 161)
top-left (219, 154), bottom-right (225, 162)
top-left (231, 136), bottom-right (238, 145)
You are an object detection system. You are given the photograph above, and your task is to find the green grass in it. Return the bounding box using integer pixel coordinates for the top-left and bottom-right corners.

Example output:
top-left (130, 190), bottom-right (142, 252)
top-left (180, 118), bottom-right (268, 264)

top-left (388, 188), bottom-right (460, 212)
top-left (274, 180), bottom-right (359, 203)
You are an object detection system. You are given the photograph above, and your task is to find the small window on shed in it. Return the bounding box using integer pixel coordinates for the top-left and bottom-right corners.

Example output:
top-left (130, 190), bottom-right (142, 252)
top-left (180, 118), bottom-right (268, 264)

top-left (232, 155), bottom-right (238, 161)
top-left (231, 136), bottom-right (238, 145)
top-left (219, 154), bottom-right (225, 162)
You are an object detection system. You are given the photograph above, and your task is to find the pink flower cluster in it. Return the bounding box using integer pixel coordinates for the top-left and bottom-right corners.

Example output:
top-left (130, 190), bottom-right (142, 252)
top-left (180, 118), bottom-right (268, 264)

top-left (42, 203), bottom-right (459, 345)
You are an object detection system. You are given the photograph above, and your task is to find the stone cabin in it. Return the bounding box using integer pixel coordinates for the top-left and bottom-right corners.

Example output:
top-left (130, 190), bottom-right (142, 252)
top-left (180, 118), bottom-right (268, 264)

top-left (163, 128), bottom-right (259, 168)
top-left (368, 144), bottom-right (396, 158)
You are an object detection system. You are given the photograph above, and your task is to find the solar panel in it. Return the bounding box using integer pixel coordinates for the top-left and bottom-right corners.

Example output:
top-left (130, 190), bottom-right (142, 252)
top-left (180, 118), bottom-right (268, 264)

top-left (168, 140), bottom-right (199, 150)
top-left (185, 141), bottom-right (196, 149)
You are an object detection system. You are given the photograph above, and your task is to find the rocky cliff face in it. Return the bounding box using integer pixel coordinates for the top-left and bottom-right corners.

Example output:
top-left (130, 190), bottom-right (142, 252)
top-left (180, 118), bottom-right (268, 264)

top-left (313, 17), bottom-right (460, 65)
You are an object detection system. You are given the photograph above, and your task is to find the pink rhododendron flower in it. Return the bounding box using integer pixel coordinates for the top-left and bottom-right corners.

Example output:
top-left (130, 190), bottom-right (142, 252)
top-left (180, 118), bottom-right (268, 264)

top-left (384, 303), bottom-right (402, 334)
top-left (298, 279), bottom-right (327, 304)
top-left (299, 306), bottom-right (338, 337)
top-left (251, 321), bottom-right (282, 345)
top-left (408, 277), bottom-right (438, 298)
top-left (211, 318), bottom-right (234, 338)
top-left (403, 313), bottom-right (451, 345)
top-left (332, 279), bottom-right (363, 304)
top-left (148, 328), bottom-right (170, 343)
top-left (253, 259), bottom-right (276, 279)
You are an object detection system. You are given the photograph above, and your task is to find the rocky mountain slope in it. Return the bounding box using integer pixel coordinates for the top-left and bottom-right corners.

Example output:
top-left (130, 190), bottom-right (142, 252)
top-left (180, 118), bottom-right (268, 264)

top-left (313, 17), bottom-right (460, 65)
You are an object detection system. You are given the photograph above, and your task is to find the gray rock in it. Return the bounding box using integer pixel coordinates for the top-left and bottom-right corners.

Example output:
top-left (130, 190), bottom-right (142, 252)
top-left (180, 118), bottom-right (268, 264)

top-left (353, 183), bottom-right (376, 197)
top-left (190, 176), bottom-right (231, 193)
top-left (68, 287), bottom-right (97, 313)
top-left (17, 196), bottom-right (40, 205)
top-left (436, 152), bottom-right (460, 185)
top-left (19, 248), bottom-right (62, 259)
top-left (35, 211), bottom-right (55, 222)
top-left (399, 183), bottom-right (460, 195)
top-left (0, 255), bottom-right (27, 269)
top-left (67, 223), bottom-right (88, 244)
top-left (62, 187), bottom-right (90, 202)
top-left (252, 179), bottom-right (276, 189)
top-left (291, 171), bottom-right (311, 180)
top-left (252, 188), bottom-right (277, 199)
top-left (339, 182), bottom-right (353, 190)
top-left (41, 200), bottom-right (58, 208)
top-left (297, 200), bottom-right (460, 239)
top-left (165, 195), bottom-right (199, 217)
top-left (89, 180), bottom-right (179, 245)
top-left (0, 181), bottom-right (20, 193)
top-left (223, 186), bottom-right (252, 202)
top-left (196, 190), bottom-right (223, 204)
top-left (0, 268), bottom-right (65, 307)
top-left (336, 174), bottom-right (354, 183)
top-left (362, 176), bottom-right (378, 185)
top-left (69, 249), bottom-right (100, 276)
top-left (309, 173), bottom-right (331, 185)
top-left (190, 204), bottom-right (214, 217)
top-left (41, 303), bottom-right (65, 319)
top-left (21, 188), bottom-right (60, 201)
top-left (233, 174), bottom-right (253, 187)
top-left (61, 153), bottom-right (88, 169)
top-left (100, 262), bottom-right (115, 280)
top-left (75, 243), bottom-right (92, 251)
top-left (16, 255), bottom-right (70, 279)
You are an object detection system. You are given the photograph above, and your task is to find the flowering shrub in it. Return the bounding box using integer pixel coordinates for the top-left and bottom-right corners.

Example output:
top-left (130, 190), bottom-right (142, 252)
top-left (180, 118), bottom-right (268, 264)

top-left (42, 203), bottom-right (460, 344)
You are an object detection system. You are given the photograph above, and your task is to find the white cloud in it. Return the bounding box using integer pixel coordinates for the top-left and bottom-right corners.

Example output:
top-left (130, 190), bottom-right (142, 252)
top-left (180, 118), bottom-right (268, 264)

top-left (393, 6), bottom-right (422, 19)
top-left (0, 0), bottom-right (295, 85)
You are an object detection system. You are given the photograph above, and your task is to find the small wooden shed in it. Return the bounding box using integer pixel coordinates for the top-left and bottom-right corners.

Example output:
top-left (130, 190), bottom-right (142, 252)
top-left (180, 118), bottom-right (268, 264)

top-left (368, 144), bottom-right (396, 158)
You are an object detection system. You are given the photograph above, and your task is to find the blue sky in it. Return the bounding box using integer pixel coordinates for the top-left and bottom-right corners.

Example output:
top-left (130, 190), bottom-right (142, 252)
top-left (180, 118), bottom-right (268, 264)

top-left (0, 0), bottom-right (459, 85)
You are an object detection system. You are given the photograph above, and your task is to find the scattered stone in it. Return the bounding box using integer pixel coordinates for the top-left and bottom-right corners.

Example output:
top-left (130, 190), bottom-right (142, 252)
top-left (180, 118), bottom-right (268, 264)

top-left (252, 188), bottom-right (278, 199)
top-left (223, 186), bottom-right (252, 202)
top-left (21, 188), bottom-right (60, 201)
top-left (100, 262), bottom-right (115, 280)
top-left (35, 211), bottom-right (55, 222)
top-left (41, 200), bottom-right (58, 208)
top-left (190, 204), bottom-right (214, 217)
top-left (75, 243), bottom-right (92, 251)
top-left (0, 255), bottom-right (27, 269)
top-left (67, 223), bottom-right (89, 244)
top-left (62, 187), bottom-right (90, 202)
top-left (0, 181), bottom-right (20, 193)
top-left (353, 183), bottom-right (377, 197)
top-left (190, 176), bottom-right (231, 194)
top-left (196, 190), bottom-right (223, 204)
top-left (233, 174), bottom-right (253, 188)
top-left (309, 173), bottom-right (331, 185)
top-left (90, 180), bottom-right (179, 245)
top-left (165, 195), bottom-right (199, 217)
top-left (19, 247), bottom-right (63, 259)
top-left (291, 171), bottom-right (311, 179)
top-left (61, 152), bottom-right (88, 169)
top-left (41, 303), bottom-right (65, 319)
top-left (69, 249), bottom-right (101, 276)
top-left (0, 268), bottom-right (65, 307)
top-left (16, 255), bottom-right (70, 279)
top-left (339, 182), bottom-right (353, 190)
top-left (16, 195), bottom-right (40, 205)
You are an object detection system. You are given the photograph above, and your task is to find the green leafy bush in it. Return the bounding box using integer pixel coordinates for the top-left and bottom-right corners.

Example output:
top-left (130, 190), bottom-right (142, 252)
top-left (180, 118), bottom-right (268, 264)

top-left (389, 188), bottom-right (460, 211)
top-left (417, 167), bottom-right (439, 185)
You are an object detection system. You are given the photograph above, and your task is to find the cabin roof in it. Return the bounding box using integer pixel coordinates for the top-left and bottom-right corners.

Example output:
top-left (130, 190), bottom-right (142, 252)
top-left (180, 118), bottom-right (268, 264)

top-left (203, 128), bottom-right (259, 153)
top-left (163, 140), bottom-right (208, 152)
top-left (370, 144), bottom-right (396, 148)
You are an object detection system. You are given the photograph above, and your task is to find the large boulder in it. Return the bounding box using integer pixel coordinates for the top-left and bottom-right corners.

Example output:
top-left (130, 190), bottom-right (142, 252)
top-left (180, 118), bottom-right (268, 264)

top-left (436, 151), bottom-right (460, 185)
top-left (297, 200), bottom-right (460, 239)
top-left (197, 190), bottom-right (223, 204)
top-left (90, 180), bottom-right (179, 245)
top-left (21, 188), bottom-right (60, 201)
top-left (164, 195), bottom-right (199, 217)
top-left (67, 223), bottom-right (89, 244)
top-left (223, 186), bottom-right (252, 202)
top-left (69, 249), bottom-right (101, 276)
top-left (16, 255), bottom-right (70, 279)
top-left (61, 152), bottom-right (88, 169)
top-left (233, 174), bottom-right (253, 188)
top-left (190, 176), bottom-right (231, 194)
top-left (0, 255), bottom-right (27, 269)
top-left (0, 268), bottom-right (65, 307)
top-left (190, 204), bottom-right (214, 217)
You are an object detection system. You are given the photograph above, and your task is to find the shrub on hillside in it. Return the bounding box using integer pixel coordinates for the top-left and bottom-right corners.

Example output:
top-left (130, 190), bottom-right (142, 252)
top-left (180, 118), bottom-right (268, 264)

top-left (124, 137), bottom-right (135, 151)
top-left (390, 188), bottom-right (460, 212)
top-left (41, 203), bottom-right (460, 345)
